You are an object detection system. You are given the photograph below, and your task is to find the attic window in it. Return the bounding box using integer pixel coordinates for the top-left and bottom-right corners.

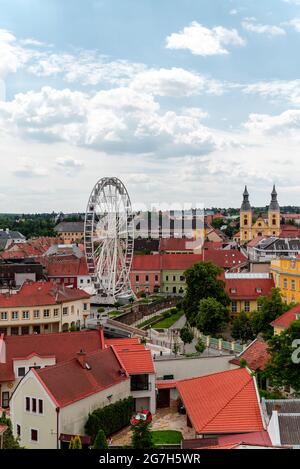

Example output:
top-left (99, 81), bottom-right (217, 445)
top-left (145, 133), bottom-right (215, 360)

top-left (230, 288), bottom-right (237, 293)
top-left (256, 288), bottom-right (262, 293)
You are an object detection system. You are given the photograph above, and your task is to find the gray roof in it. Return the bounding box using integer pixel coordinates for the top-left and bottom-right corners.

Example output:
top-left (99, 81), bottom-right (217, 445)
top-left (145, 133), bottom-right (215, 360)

top-left (278, 414), bottom-right (300, 446)
top-left (257, 237), bottom-right (300, 252)
top-left (0, 229), bottom-right (25, 240)
top-left (265, 399), bottom-right (300, 418)
top-left (269, 185), bottom-right (280, 211)
top-left (54, 221), bottom-right (84, 233)
top-left (241, 185), bottom-right (251, 211)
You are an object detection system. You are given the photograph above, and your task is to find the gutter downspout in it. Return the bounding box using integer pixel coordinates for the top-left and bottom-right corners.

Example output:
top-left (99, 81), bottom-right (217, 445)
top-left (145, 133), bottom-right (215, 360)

top-left (56, 407), bottom-right (60, 449)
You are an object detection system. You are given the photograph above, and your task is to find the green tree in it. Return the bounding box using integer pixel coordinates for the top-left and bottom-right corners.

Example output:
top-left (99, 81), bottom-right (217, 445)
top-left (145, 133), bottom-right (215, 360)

top-left (195, 337), bottom-right (206, 354)
top-left (196, 297), bottom-right (229, 335)
top-left (264, 320), bottom-right (300, 392)
top-left (250, 288), bottom-right (290, 339)
top-left (180, 326), bottom-right (194, 353)
top-left (93, 429), bottom-right (108, 449)
top-left (131, 423), bottom-right (154, 449)
top-left (0, 412), bottom-right (21, 449)
top-left (231, 311), bottom-right (255, 343)
top-left (183, 262), bottom-right (230, 324)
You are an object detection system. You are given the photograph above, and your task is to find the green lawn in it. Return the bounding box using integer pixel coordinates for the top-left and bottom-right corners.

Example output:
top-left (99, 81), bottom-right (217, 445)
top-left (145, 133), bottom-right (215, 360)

top-left (153, 309), bottom-right (184, 329)
top-left (138, 314), bottom-right (163, 329)
top-left (108, 310), bottom-right (122, 317)
top-left (151, 430), bottom-right (182, 445)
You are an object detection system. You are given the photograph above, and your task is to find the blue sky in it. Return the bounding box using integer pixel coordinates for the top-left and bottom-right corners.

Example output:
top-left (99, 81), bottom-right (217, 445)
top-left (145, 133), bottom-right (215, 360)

top-left (1, 0), bottom-right (300, 211)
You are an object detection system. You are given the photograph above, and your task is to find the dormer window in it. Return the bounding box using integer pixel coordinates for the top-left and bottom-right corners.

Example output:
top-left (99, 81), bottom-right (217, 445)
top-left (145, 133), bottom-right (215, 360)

top-left (256, 288), bottom-right (262, 293)
top-left (230, 288), bottom-right (237, 294)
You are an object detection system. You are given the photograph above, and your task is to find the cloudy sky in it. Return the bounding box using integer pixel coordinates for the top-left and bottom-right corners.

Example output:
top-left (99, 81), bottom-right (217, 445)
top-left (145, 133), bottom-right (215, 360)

top-left (1, 0), bottom-right (300, 212)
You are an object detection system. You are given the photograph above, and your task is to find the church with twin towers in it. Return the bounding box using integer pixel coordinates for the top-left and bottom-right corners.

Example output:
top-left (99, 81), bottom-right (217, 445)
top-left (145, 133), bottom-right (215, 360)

top-left (239, 185), bottom-right (280, 244)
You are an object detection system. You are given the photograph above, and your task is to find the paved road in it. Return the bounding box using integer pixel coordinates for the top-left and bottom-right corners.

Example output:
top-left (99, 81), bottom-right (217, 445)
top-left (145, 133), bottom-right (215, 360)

top-left (170, 314), bottom-right (186, 330)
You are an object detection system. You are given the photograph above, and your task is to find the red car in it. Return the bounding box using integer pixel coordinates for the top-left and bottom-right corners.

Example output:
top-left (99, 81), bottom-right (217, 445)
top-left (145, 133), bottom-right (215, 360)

top-left (130, 409), bottom-right (152, 426)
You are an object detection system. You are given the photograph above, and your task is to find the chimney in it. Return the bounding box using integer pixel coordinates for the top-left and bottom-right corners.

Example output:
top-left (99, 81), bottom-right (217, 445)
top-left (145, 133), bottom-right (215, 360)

top-left (76, 349), bottom-right (87, 368)
top-left (98, 326), bottom-right (105, 349)
top-left (274, 403), bottom-right (281, 412)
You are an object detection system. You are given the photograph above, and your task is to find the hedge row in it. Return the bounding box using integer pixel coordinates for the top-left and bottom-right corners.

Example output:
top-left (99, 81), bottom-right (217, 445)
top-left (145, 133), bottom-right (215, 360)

top-left (85, 396), bottom-right (134, 441)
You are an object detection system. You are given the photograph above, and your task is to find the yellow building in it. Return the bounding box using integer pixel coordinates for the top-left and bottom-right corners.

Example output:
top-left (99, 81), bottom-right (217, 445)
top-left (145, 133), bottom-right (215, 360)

top-left (270, 257), bottom-right (300, 304)
top-left (240, 185), bottom-right (280, 244)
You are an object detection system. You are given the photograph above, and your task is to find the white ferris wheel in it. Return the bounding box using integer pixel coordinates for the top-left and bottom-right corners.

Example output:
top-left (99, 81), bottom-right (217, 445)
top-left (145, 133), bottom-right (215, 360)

top-left (84, 177), bottom-right (134, 303)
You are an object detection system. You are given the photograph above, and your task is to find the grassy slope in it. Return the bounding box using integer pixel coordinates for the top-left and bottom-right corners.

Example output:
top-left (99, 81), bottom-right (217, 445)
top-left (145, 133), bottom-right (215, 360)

top-left (151, 430), bottom-right (183, 445)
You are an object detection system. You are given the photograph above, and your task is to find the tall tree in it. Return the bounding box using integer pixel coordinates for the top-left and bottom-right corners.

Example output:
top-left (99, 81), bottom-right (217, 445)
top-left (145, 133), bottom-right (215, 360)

top-left (183, 262), bottom-right (230, 324)
top-left (251, 288), bottom-right (291, 339)
top-left (231, 311), bottom-right (255, 343)
top-left (180, 326), bottom-right (194, 353)
top-left (196, 297), bottom-right (230, 335)
top-left (264, 320), bottom-right (300, 393)
top-left (0, 412), bottom-right (21, 449)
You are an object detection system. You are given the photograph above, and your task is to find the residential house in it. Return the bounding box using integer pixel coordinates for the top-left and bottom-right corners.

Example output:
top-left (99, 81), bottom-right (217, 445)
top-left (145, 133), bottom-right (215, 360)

top-left (105, 337), bottom-right (156, 414)
top-left (0, 237), bottom-right (61, 260)
top-left (176, 368), bottom-right (265, 438)
top-left (0, 280), bottom-right (90, 337)
top-left (248, 237), bottom-right (300, 263)
top-left (54, 221), bottom-right (84, 243)
top-left (0, 229), bottom-right (26, 251)
top-left (0, 329), bottom-right (104, 410)
top-left (262, 399), bottom-right (300, 448)
top-left (224, 273), bottom-right (275, 315)
top-left (0, 259), bottom-right (44, 291)
top-left (42, 256), bottom-right (94, 294)
top-left (10, 347), bottom-right (130, 449)
top-left (271, 304), bottom-right (300, 335)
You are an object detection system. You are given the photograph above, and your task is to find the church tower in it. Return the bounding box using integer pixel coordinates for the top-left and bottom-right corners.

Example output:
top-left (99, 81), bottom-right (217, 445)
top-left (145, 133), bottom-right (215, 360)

top-left (268, 185), bottom-right (280, 236)
top-left (240, 186), bottom-right (252, 243)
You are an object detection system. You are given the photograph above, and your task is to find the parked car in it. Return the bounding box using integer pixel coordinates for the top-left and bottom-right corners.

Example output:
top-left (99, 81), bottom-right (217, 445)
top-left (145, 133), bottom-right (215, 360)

top-left (130, 409), bottom-right (152, 426)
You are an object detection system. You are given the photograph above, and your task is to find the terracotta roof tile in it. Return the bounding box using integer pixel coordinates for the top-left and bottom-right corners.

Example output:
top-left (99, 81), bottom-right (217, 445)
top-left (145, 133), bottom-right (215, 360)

top-left (225, 278), bottom-right (274, 300)
top-left (177, 368), bottom-right (264, 434)
top-left (229, 338), bottom-right (270, 371)
top-left (271, 304), bottom-right (300, 329)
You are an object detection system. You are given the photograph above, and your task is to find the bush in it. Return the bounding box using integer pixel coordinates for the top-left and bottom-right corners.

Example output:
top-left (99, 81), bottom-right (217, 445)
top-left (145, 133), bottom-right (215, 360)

top-left (85, 397), bottom-right (134, 442)
top-left (97, 307), bottom-right (105, 313)
top-left (93, 429), bottom-right (108, 449)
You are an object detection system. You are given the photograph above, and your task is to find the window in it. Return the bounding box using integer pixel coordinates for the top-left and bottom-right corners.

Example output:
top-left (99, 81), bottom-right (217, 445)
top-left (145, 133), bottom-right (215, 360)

top-left (33, 310), bottom-right (40, 319)
top-left (26, 397), bottom-right (30, 411)
top-left (11, 327), bottom-right (19, 336)
top-left (38, 399), bottom-right (43, 414)
top-left (145, 275), bottom-right (149, 282)
top-left (21, 326), bottom-right (29, 335)
top-left (11, 311), bottom-right (18, 320)
top-left (63, 307), bottom-right (68, 315)
top-left (130, 374), bottom-right (149, 391)
top-left (257, 303), bottom-right (262, 311)
top-left (1, 392), bottom-right (9, 408)
top-left (173, 275), bottom-right (176, 281)
top-left (291, 280), bottom-right (296, 291)
top-left (18, 367), bottom-right (26, 378)
top-left (136, 275), bottom-right (139, 282)
top-left (17, 425), bottom-right (21, 437)
top-left (230, 288), bottom-right (237, 294)
top-left (22, 311), bottom-right (29, 320)
top-left (180, 275), bottom-right (185, 282)
top-left (231, 301), bottom-right (237, 313)
top-left (32, 398), bottom-right (37, 413)
top-left (283, 278), bottom-right (288, 289)
top-left (1, 312), bottom-right (7, 320)
top-left (83, 303), bottom-right (87, 311)
top-left (166, 275), bottom-right (169, 281)
top-left (43, 309), bottom-right (50, 318)
top-left (155, 275), bottom-right (159, 282)
top-left (244, 301), bottom-right (250, 313)
top-left (80, 279), bottom-right (83, 284)
top-left (31, 429), bottom-right (38, 442)
top-left (53, 308), bottom-right (59, 317)
top-left (244, 218), bottom-right (248, 226)
top-left (71, 305), bottom-right (74, 313)
top-left (272, 218), bottom-right (276, 226)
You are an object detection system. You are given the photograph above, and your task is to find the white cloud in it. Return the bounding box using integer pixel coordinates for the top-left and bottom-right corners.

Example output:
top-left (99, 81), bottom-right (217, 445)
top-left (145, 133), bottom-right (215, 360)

top-left (283, 0), bottom-right (300, 4)
top-left (0, 85), bottom-right (236, 157)
top-left (242, 20), bottom-right (286, 36)
top-left (284, 17), bottom-right (300, 32)
top-left (13, 158), bottom-right (48, 178)
top-left (244, 109), bottom-right (300, 134)
top-left (229, 9), bottom-right (238, 16)
top-left (130, 67), bottom-right (223, 97)
top-left (0, 29), bottom-right (32, 77)
top-left (165, 21), bottom-right (245, 56)
top-left (242, 79), bottom-right (300, 106)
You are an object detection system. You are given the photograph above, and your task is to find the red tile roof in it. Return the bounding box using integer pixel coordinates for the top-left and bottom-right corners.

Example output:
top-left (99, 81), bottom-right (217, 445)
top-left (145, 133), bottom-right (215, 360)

top-left (0, 281), bottom-right (90, 308)
top-left (271, 304), bottom-right (300, 329)
top-left (0, 330), bottom-right (104, 382)
top-left (113, 347), bottom-right (155, 374)
top-left (35, 347), bottom-right (128, 407)
top-left (177, 368), bottom-right (264, 434)
top-left (280, 224), bottom-right (300, 238)
top-left (225, 277), bottom-right (274, 300)
top-left (131, 251), bottom-right (247, 272)
top-left (156, 379), bottom-right (177, 389)
top-left (45, 256), bottom-right (88, 277)
top-left (192, 431), bottom-right (272, 449)
top-left (247, 236), bottom-right (265, 248)
top-left (159, 238), bottom-right (193, 252)
top-left (0, 237), bottom-right (61, 260)
top-left (105, 338), bottom-right (140, 346)
top-left (229, 338), bottom-right (270, 371)
top-left (203, 241), bottom-right (223, 250)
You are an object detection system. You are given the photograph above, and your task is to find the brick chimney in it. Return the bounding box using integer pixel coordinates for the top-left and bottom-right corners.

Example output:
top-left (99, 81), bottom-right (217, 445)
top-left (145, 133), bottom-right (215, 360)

top-left (76, 349), bottom-right (87, 368)
top-left (98, 327), bottom-right (105, 349)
